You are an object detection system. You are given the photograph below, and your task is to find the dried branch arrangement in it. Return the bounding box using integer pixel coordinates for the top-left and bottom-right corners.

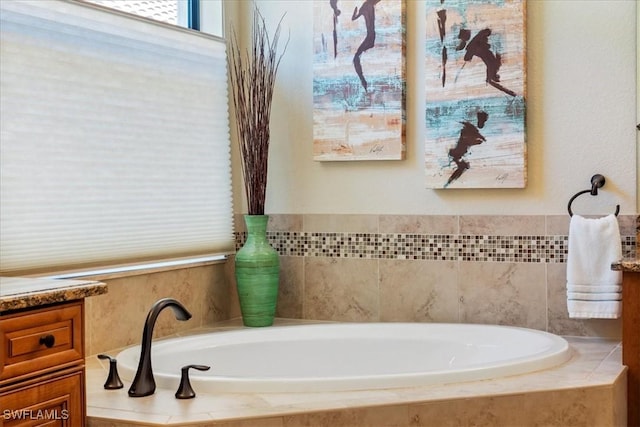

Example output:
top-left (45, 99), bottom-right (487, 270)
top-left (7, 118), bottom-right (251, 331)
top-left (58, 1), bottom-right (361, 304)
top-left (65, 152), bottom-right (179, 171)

top-left (228, 7), bottom-right (288, 215)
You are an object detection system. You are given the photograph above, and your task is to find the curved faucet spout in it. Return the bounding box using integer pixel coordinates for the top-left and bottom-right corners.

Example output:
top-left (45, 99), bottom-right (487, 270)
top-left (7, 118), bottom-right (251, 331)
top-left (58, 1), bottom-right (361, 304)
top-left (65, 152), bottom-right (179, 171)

top-left (128, 298), bottom-right (192, 397)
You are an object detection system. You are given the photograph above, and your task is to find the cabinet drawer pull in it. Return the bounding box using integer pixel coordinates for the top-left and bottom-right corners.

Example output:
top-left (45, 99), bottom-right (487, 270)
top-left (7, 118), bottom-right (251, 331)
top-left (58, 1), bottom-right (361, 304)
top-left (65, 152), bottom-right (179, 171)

top-left (39, 334), bottom-right (55, 348)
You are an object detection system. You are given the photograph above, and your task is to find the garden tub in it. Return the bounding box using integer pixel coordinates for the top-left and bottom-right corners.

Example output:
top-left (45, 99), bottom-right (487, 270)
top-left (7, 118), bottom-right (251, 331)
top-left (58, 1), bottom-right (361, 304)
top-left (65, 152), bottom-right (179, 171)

top-left (116, 322), bottom-right (571, 393)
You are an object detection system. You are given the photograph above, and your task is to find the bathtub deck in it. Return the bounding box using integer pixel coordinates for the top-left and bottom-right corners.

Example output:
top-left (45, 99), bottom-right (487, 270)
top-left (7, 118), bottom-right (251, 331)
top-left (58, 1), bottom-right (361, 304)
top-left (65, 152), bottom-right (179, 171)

top-left (86, 319), bottom-right (626, 427)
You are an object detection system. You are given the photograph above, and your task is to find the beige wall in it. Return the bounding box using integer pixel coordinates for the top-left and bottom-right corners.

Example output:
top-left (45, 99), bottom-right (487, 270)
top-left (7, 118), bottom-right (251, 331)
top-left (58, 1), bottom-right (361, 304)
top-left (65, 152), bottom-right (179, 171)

top-left (85, 1), bottom-right (638, 352)
top-left (228, 0), bottom-right (637, 216)
top-left (220, 0), bottom-right (637, 341)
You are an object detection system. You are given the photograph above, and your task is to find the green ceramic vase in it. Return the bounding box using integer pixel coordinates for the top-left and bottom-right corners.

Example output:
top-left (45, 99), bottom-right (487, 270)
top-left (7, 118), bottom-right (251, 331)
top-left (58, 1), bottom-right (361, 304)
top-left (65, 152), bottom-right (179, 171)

top-left (235, 215), bottom-right (280, 327)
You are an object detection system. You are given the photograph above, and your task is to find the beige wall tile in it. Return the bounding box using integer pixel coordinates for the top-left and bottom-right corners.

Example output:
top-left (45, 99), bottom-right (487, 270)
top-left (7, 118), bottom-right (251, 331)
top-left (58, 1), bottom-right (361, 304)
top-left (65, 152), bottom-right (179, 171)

top-left (86, 274), bottom-right (153, 354)
top-left (143, 268), bottom-right (210, 338)
top-left (303, 214), bottom-right (378, 233)
top-left (283, 405), bottom-right (408, 427)
top-left (87, 420), bottom-right (141, 427)
top-left (616, 214), bottom-right (638, 236)
top-left (216, 418), bottom-right (284, 427)
top-left (226, 254), bottom-right (241, 320)
top-left (410, 396), bottom-right (509, 427)
top-left (86, 264), bottom-right (230, 355)
top-left (379, 260), bottom-right (458, 322)
top-left (460, 215), bottom-right (545, 235)
top-left (235, 213), bottom-right (301, 232)
top-left (276, 256), bottom-right (304, 319)
top-left (194, 263), bottom-right (229, 325)
top-left (269, 214), bottom-right (303, 231)
top-left (548, 214), bottom-right (636, 236)
top-left (379, 215), bottom-right (458, 234)
top-left (546, 215), bottom-right (571, 235)
top-left (458, 262), bottom-right (546, 329)
top-left (409, 388), bottom-right (618, 426)
top-left (304, 257), bottom-right (379, 321)
top-left (613, 372), bottom-right (627, 427)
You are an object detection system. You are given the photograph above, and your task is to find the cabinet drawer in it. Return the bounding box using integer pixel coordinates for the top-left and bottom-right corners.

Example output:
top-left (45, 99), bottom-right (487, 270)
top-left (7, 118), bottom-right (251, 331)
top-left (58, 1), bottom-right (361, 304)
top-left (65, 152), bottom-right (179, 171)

top-left (1, 302), bottom-right (83, 384)
top-left (0, 366), bottom-right (85, 427)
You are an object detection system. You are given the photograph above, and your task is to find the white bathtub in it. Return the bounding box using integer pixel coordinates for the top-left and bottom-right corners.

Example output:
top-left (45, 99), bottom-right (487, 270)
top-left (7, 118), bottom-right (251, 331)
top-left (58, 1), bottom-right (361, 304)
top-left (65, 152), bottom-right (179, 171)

top-left (116, 323), bottom-right (571, 393)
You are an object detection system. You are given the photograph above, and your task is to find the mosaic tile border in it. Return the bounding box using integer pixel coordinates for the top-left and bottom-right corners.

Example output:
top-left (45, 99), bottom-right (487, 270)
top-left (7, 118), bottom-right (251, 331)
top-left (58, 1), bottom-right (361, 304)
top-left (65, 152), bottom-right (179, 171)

top-left (236, 233), bottom-right (636, 264)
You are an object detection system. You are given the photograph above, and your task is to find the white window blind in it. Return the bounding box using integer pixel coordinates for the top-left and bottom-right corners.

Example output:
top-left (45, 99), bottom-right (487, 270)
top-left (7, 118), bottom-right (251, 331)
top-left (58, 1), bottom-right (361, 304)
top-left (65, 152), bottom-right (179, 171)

top-left (0, 0), bottom-right (234, 276)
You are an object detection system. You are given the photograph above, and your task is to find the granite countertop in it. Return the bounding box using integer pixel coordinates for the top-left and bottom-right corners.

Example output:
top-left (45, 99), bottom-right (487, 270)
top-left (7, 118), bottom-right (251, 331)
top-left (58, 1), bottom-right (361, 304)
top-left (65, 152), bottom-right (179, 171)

top-left (0, 276), bottom-right (107, 312)
top-left (611, 241), bottom-right (640, 273)
top-left (612, 217), bottom-right (640, 272)
top-left (612, 257), bottom-right (640, 272)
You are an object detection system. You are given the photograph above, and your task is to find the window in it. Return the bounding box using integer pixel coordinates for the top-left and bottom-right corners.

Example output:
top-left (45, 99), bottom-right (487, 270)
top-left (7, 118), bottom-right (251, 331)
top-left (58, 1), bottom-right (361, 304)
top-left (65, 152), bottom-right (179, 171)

top-left (0, 0), bottom-right (233, 276)
top-left (82, 0), bottom-right (224, 37)
top-left (84, 0), bottom-right (182, 26)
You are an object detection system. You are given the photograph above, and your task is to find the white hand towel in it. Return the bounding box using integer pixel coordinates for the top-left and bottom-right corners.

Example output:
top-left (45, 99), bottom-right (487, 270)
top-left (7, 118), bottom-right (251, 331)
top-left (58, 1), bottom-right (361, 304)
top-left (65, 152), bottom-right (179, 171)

top-left (566, 292), bottom-right (622, 301)
top-left (567, 300), bottom-right (622, 319)
top-left (566, 214), bottom-right (622, 319)
top-left (567, 284), bottom-right (622, 293)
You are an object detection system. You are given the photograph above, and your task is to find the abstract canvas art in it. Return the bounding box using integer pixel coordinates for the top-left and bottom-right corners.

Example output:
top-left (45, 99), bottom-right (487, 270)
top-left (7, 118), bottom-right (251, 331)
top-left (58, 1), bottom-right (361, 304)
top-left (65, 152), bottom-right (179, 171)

top-left (313, 0), bottom-right (405, 161)
top-left (425, 0), bottom-right (526, 188)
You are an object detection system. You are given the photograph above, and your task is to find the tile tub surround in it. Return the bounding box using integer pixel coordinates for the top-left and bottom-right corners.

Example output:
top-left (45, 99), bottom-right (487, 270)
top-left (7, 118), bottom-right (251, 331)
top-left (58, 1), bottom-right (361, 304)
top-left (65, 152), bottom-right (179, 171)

top-left (80, 214), bottom-right (635, 368)
top-left (84, 263), bottom-right (230, 356)
top-left (86, 319), bottom-right (626, 427)
top-left (230, 214), bottom-right (637, 338)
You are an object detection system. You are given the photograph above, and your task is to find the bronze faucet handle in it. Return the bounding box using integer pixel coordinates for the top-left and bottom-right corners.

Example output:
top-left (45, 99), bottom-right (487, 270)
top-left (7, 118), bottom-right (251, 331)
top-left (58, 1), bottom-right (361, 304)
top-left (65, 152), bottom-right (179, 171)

top-left (175, 364), bottom-right (210, 399)
top-left (97, 354), bottom-right (124, 390)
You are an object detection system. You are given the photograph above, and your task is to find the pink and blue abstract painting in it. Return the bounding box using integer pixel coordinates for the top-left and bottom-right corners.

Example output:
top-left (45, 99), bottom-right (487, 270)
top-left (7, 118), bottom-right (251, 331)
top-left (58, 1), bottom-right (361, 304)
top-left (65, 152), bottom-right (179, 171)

top-left (313, 1), bottom-right (405, 161)
top-left (425, 0), bottom-right (526, 188)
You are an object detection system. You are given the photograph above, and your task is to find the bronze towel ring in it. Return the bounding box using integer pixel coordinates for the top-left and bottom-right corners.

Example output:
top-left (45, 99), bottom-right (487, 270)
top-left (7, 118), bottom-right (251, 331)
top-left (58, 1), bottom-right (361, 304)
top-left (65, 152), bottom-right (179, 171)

top-left (567, 174), bottom-right (620, 217)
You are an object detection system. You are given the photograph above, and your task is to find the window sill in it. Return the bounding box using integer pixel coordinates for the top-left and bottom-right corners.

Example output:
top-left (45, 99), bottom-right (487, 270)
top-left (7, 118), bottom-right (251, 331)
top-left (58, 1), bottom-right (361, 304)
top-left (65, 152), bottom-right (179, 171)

top-left (36, 255), bottom-right (229, 282)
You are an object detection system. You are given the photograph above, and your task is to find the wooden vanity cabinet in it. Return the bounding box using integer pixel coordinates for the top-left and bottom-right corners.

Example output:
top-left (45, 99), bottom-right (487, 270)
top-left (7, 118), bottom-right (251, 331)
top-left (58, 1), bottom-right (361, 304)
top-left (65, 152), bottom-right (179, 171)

top-left (0, 300), bottom-right (86, 427)
top-left (622, 270), bottom-right (640, 427)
